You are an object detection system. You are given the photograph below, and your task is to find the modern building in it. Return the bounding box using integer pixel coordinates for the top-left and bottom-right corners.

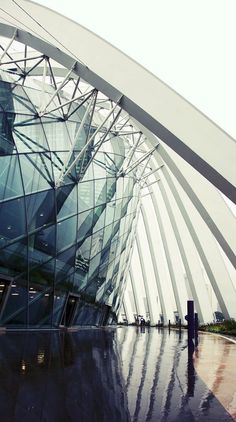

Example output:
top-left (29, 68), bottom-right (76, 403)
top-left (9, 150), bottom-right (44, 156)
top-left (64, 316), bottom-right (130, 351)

top-left (0, 0), bottom-right (235, 329)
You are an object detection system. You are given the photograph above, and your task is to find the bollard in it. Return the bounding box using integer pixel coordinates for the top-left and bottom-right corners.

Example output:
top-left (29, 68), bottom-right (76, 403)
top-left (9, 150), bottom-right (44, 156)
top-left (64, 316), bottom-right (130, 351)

top-left (178, 318), bottom-right (182, 341)
top-left (187, 300), bottom-right (194, 342)
top-left (194, 312), bottom-right (199, 347)
top-left (185, 300), bottom-right (195, 353)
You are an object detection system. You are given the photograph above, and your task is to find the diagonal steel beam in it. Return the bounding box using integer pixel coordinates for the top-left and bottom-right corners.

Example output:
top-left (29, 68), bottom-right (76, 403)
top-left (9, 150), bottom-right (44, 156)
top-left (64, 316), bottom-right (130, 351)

top-left (0, 28), bottom-right (17, 62)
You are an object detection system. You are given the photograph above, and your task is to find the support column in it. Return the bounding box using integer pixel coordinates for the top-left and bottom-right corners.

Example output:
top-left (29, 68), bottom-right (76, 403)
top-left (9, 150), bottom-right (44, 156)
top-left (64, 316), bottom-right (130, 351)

top-left (141, 205), bottom-right (168, 324)
top-left (150, 189), bottom-right (184, 322)
top-left (136, 233), bottom-right (155, 324)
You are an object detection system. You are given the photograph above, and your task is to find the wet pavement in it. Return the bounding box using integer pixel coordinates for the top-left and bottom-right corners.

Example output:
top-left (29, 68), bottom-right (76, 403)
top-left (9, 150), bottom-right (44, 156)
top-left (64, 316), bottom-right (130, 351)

top-left (0, 326), bottom-right (235, 421)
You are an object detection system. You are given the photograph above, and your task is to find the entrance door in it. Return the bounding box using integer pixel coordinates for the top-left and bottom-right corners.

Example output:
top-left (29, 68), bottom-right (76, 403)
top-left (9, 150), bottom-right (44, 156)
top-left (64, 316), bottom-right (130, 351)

top-left (61, 295), bottom-right (79, 327)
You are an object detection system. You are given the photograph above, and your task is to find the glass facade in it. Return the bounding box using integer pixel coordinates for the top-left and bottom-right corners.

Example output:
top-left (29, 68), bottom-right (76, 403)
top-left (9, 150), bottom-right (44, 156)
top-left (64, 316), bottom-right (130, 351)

top-left (0, 72), bottom-right (141, 329)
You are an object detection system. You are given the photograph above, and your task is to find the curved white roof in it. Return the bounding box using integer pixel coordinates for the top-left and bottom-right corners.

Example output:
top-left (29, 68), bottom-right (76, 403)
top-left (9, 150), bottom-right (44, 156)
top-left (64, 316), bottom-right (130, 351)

top-left (0, 0), bottom-right (235, 204)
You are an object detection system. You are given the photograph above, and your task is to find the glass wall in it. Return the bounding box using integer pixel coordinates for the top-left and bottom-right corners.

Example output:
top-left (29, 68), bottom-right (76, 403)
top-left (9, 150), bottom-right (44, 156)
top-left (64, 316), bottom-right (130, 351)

top-left (0, 75), bottom-right (140, 328)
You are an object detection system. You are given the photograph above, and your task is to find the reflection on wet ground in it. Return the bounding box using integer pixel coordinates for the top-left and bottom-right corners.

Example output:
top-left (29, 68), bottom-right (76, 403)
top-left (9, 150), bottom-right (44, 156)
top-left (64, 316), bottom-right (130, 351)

top-left (0, 327), bottom-right (235, 421)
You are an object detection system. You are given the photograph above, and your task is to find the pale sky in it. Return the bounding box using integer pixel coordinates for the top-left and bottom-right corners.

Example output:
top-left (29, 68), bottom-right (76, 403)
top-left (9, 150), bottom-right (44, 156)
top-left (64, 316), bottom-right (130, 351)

top-left (35, 0), bottom-right (236, 138)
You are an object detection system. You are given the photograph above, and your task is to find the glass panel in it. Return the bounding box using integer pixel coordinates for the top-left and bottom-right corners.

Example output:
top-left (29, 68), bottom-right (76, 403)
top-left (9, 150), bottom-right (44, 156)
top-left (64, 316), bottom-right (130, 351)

top-left (56, 184), bottom-right (77, 220)
top-left (81, 160), bottom-right (94, 182)
top-left (0, 197), bottom-right (26, 246)
top-left (77, 235), bottom-right (91, 261)
top-left (52, 290), bottom-right (67, 326)
top-left (19, 153), bottom-right (53, 194)
top-left (93, 157), bottom-right (106, 179)
top-left (55, 269), bottom-right (75, 294)
top-left (114, 199), bottom-right (122, 222)
top-left (29, 225), bottom-right (56, 266)
top-left (50, 150), bottom-right (70, 182)
top-left (0, 155), bottom-right (23, 201)
top-left (88, 252), bottom-right (101, 279)
top-left (115, 177), bottom-right (124, 200)
top-left (29, 259), bottom-right (55, 326)
top-left (66, 120), bottom-right (86, 151)
top-left (78, 181), bottom-right (94, 213)
top-left (90, 229), bottom-right (104, 259)
top-left (13, 115), bottom-right (49, 153)
top-left (124, 176), bottom-right (135, 197)
top-left (26, 189), bottom-right (56, 232)
top-left (42, 120), bottom-right (71, 151)
top-left (55, 246), bottom-right (76, 285)
top-left (74, 301), bottom-right (101, 325)
top-left (121, 198), bottom-right (129, 218)
top-left (28, 291), bottom-right (53, 327)
top-left (0, 111), bottom-right (16, 155)
top-left (73, 268), bottom-right (88, 293)
top-left (94, 178), bottom-right (106, 206)
top-left (106, 178), bottom-right (116, 201)
top-left (100, 245), bottom-right (110, 270)
top-left (104, 202), bottom-right (115, 226)
top-left (0, 238), bottom-right (27, 276)
top-left (12, 85), bottom-right (36, 114)
top-left (24, 86), bottom-right (60, 117)
top-left (1, 277), bottom-right (28, 326)
top-left (93, 205), bottom-right (105, 226)
top-left (92, 206), bottom-right (105, 233)
top-left (77, 210), bottom-right (93, 244)
top-left (109, 136), bottom-right (126, 157)
top-left (0, 80), bottom-right (15, 113)
top-left (57, 215), bottom-right (77, 252)
top-left (102, 223), bottom-right (113, 248)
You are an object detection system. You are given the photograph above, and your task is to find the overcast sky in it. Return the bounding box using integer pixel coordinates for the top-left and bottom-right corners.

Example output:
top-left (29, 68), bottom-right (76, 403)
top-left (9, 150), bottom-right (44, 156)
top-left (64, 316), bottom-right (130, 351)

top-left (36, 0), bottom-right (236, 138)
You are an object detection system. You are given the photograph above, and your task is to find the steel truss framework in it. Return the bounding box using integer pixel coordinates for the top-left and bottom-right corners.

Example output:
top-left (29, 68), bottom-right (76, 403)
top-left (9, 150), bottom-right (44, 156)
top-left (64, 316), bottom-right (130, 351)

top-left (0, 12), bottom-right (235, 326)
top-left (0, 31), bottom-right (155, 327)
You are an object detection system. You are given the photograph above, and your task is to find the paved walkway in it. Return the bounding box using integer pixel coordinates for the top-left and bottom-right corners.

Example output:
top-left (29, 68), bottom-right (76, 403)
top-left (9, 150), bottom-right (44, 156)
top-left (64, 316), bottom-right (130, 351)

top-left (194, 332), bottom-right (236, 421)
top-left (0, 327), bottom-right (235, 421)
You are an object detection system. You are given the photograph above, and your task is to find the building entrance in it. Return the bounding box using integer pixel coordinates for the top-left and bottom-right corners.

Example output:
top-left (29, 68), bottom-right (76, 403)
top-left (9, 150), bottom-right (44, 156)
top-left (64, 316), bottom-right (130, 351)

top-left (60, 295), bottom-right (79, 327)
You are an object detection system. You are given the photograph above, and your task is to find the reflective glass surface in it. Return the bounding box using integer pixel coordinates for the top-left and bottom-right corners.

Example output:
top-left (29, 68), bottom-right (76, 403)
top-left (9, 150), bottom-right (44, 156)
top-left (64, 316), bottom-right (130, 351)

top-left (0, 79), bottom-right (139, 328)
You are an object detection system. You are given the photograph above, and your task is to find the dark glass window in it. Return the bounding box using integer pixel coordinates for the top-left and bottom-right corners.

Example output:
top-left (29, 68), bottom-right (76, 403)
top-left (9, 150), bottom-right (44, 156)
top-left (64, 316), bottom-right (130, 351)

top-left (74, 302), bottom-right (101, 325)
top-left (1, 277), bottom-right (28, 327)
top-left (29, 224), bottom-right (56, 264)
top-left (0, 155), bottom-right (23, 201)
top-left (28, 258), bottom-right (55, 326)
top-left (55, 260), bottom-right (75, 292)
top-left (26, 189), bottom-right (56, 232)
top-left (0, 238), bottom-right (27, 276)
top-left (0, 197), bottom-right (26, 246)
top-left (52, 290), bottom-right (67, 326)
top-left (29, 291), bottom-right (53, 327)
top-left (0, 111), bottom-right (17, 155)
top-left (55, 246), bottom-right (76, 285)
